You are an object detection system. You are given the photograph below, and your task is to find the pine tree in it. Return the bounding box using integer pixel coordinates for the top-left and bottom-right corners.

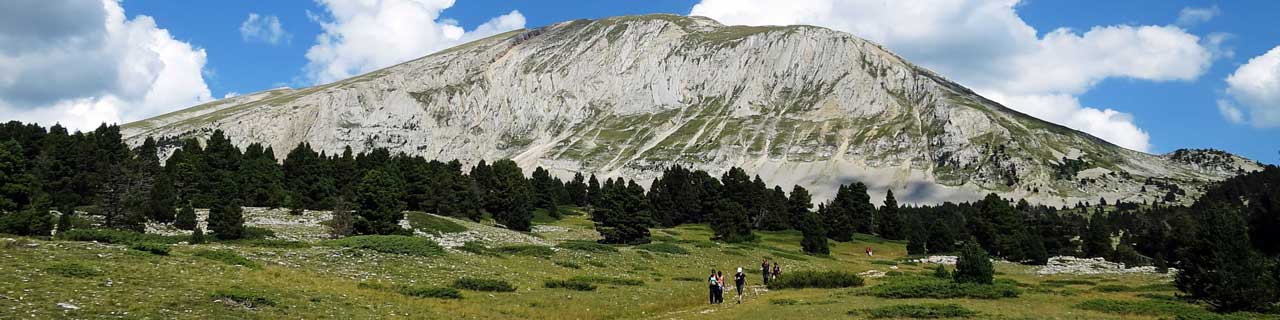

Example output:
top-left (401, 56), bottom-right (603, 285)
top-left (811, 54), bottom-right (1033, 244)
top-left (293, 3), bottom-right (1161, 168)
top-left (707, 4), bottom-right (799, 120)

top-left (709, 199), bottom-right (754, 243)
top-left (1082, 210), bottom-right (1113, 258)
top-left (567, 172), bottom-right (588, 206)
top-left (877, 189), bottom-right (905, 240)
top-left (354, 168), bottom-right (406, 235)
top-left (906, 217), bottom-right (928, 255)
top-left (799, 209), bottom-right (829, 255)
top-left (933, 264), bottom-right (951, 279)
top-left (55, 207), bottom-right (75, 234)
top-left (485, 160), bottom-right (533, 231)
top-left (0, 139), bottom-right (34, 212)
top-left (208, 201), bottom-right (245, 240)
top-left (328, 196), bottom-right (355, 239)
top-left (175, 201), bottom-right (197, 231)
top-left (823, 185), bottom-right (856, 241)
top-left (1176, 203), bottom-right (1279, 312)
top-left (145, 173), bottom-right (177, 223)
top-left (591, 179), bottom-right (653, 244)
top-left (190, 226), bottom-right (206, 244)
top-left (954, 241), bottom-right (994, 284)
top-left (586, 174), bottom-right (601, 210)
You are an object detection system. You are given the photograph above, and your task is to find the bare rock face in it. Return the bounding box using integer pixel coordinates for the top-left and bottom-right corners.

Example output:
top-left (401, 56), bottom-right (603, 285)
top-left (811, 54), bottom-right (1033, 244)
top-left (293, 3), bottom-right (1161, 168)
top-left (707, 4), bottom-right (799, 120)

top-left (122, 14), bottom-right (1260, 205)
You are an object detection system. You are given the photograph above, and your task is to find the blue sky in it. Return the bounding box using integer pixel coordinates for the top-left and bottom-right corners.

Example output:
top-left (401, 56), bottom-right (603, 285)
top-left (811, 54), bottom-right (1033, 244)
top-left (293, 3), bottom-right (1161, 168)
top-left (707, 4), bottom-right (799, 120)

top-left (1, 1), bottom-right (1276, 164)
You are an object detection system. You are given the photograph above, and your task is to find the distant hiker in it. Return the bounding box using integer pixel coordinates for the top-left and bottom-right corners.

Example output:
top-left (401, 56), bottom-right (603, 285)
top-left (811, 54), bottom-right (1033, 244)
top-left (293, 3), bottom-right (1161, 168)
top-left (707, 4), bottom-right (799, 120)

top-left (866, 246), bottom-right (874, 256)
top-left (708, 269), bottom-right (717, 304)
top-left (761, 259), bottom-right (771, 285)
top-left (734, 267), bottom-right (746, 304)
top-left (772, 263), bottom-right (781, 280)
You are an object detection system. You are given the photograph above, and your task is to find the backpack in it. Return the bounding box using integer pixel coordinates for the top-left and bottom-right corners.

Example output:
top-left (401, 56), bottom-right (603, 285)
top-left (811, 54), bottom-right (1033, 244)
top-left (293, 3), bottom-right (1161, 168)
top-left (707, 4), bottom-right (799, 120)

top-left (709, 276), bottom-right (718, 285)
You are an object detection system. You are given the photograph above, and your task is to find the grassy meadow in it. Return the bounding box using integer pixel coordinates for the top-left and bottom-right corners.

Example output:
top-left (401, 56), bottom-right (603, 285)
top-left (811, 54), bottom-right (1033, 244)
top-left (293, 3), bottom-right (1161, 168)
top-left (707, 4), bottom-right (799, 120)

top-left (0, 209), bottom-right (1253, 319)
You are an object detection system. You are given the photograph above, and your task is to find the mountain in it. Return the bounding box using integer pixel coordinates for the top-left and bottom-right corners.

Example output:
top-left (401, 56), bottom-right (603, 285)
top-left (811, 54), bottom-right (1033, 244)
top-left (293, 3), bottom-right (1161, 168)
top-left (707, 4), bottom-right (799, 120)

top-left (121, 14), bottom-right (1260, 205)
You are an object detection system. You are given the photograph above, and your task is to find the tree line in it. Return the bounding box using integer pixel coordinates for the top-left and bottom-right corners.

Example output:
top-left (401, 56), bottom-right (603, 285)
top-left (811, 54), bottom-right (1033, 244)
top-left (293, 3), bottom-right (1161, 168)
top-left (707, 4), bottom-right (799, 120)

top-left (1, 121), bottom-right (1277, 312)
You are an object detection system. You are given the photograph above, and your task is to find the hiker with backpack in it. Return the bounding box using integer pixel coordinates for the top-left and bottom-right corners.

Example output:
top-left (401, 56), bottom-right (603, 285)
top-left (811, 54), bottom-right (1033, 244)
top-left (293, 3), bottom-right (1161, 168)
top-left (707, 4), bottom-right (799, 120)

top-left (772, 262), bottom-right (781, 281)
top-left (716, 270), bottom-right (726, 304)
top-left (708, 269), bottom-right (718, 304)
top-left (761, 259), bottom-right (770, 286)
top-left (734, 267), bottom-right (746, 304)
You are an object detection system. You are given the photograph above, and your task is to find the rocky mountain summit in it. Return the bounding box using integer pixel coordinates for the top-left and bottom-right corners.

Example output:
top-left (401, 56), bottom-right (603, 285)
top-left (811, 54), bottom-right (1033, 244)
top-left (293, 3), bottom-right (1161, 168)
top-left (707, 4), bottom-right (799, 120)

top-left (121, 14), bottom-right (1260, 205)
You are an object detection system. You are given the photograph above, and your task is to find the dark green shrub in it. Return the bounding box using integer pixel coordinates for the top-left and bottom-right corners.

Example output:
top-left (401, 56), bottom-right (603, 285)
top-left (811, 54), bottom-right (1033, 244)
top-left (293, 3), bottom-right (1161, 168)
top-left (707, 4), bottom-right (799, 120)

top-left (45, 262), bottom-right (101, 278)
top-left (451, 277), bottom-right (516, 292)
top-left (1073, 299), bottom-right (1206, 317)
top-left (58, 229), bottom-right (183, 244)
top-left (228, 239), bottom-right (309, 248)
top-left (570, 276), bottom-right (644, 286)
top-left (397, 286), bottom-right (462, 299)
top-left (1040, 279), bottom-right (1096, 287)
top-left (634, 243), bottom-right (688, 255)
top-left (211, 287), bottom-right (278, 308)
top-left (766, 270), bottom-right (864, 290)
top-left (954, 242), bottom-right (993, 284)
top-left (129, 242), bottom-right (170, 255)
top-left (858, 303), bottom-right (979, 318)
top-left (770, 298), bottom-right (799, 305)
top-left (868, 276), bottom-right (1020, 299)
top-left (556, 240), bottom-right (618, 253)
top-left (406, 212), bottom-right (467, 234)
top-left (239, 226), bottom-right (276, 240)
top-left (933, 264), bottom-right (951, 279)
top-left (494, 245), bottom-right (554, 257)
top-left (554, 261), bottom-right (581, 269)
top-left (671, 276), bottom-right (702, 282)
top-left (193, 249), bottom-right (260, 269)
top-left (544, 279), bottom-right (596, 291)
top-left (458, 241), bottom-right (495, 256)
top-left (870, 260), bottom-right (898, 265)
top-left (325, 235), bottom-right (444, 256)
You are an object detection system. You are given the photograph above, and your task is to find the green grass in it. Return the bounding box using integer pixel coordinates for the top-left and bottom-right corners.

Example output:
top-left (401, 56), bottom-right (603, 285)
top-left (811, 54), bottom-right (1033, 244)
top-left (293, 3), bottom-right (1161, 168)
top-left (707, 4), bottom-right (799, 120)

top-left (857, 303), bottom-right (979, 319)
top-left (406, 211), bottom-right (467, 234)
top-left (192, 249), bottom-right (260, 269)
top-left (1074, 298), bottom-right (1208, 317)
top-left (44, 262), bottom-right (102, 278)
top-left (325, 235), bottom-right (444, 256)
top-left (452, 277), bottom-right (516, 292)
top-left (544, 279), bottom-right (597, 291)
top-left (867, 276), bottom-right (1021, 299)
top-left (554, 260), bottom-right (582, 269)
top-left (766, 270), bottom-right (863, 289)
top-left (635, 243), bottom-right (689, 255)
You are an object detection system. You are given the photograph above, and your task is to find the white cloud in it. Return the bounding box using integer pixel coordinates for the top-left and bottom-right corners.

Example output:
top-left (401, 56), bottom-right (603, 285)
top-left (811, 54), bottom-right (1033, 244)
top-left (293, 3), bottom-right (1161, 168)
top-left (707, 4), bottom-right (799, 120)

top-left (304, 0), bottom-right (525, 84)
top-left (1217, 99), bottom-right (1245, 124)
top-left (1222, 46), bottom-right (1280, 127)
top-left (1176, 5), bottom-right (1220, 27)
top-left (240, 13), bottom-right (289, 45)
top-left (0, 0), bottom-right (212, 131)
top-left (690, 0), bottom-right (1216, 152)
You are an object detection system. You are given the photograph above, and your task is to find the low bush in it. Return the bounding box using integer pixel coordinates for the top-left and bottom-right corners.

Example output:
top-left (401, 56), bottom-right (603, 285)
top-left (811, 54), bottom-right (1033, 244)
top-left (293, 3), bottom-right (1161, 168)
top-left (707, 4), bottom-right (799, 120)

top-left (857, 303), bottom-right (979, 319)
top-left (495, 245), bottom-right (554, 257)
top-left (129, 242), bottom-right (170, 255)
top-left (671, 276), bottom-right (702, 282)
top-left (397, 286), bottom-right (462, 299)
top-left (867, 276), bottom-right (1020, 299)
top-left (226, 239), bottom-right (309, 248)
top-left (870, 260), bottom-right (898, 265)
top-left (1094, 283), bottom-right (1178, 293)
top-left (554, 261), bottom-right (581, 269)
top-left (211, 287), bottom-right (278, 308)
top-left (45, 262), bottom-right (101, 278)
top-left (193, 249), bottom-right (260, 269)
top-left (570, 276), bottom-right (644, 286)
top-left (1041, 279), bottom-right (1097, 287)
top-left (58, 229), bottom-right (183, 245)
top-left (556, 240), bottom-right (618, 253)
top-left (634, 243), bottom-right (689, 255)
top-left (406, 212), bottom-right (467, 234)
top-left (1074, 298), bottom-right (1205, 317)
top-left (458, 241), bottom-right (495, 256)
top-left (544, 279), bottom-right (596, 291)
top-left (451, 277), bottom-right (516, 292)
top-left (770, 298), bottom-right (799, 305)
top-left (239, 226), bottom-right (276, 240)
top-left (767, 270), bottom-right (864, 290)
top-left (326, 235), bottom-right (444, 257)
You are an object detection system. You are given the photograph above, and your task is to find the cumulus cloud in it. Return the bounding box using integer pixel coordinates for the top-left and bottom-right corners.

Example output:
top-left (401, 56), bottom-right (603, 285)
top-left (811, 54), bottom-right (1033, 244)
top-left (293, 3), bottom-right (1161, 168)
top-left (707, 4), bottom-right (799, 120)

top-left (0, 0), bottom-right (212, 131)
top-left (240, 13), bottom-right (289, 45)
top-left (1176, 5), bottom-right (1220, 27)
top-left (304, 0), bottom-right (525, 84)
top-left (690, 0), bottom-right (1217, 152)
top-left (1222, 46), bottom-right (1280, 127)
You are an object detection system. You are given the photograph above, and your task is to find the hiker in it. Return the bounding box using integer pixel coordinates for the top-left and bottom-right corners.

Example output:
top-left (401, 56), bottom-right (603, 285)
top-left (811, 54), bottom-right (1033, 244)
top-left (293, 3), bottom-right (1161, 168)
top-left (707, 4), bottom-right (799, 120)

top-left (734, 267), bottom-right (746, 304)
top-left (716, 270), bottom-right (725, 304)
top-left (761, 259), bottom-right (770, 286)
top-left (708, 269), bottom-right (717, 304)
top-left (866, 246), bottom-right (874, 256)
top-left (772, 262), bottom-right (781, 281)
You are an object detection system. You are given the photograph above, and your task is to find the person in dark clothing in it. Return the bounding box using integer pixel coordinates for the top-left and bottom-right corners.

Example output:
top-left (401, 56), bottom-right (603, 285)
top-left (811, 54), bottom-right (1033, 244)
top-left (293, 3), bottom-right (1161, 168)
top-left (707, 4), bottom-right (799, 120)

top-left (708, 269), bottom-right (717, 304)
top-left (734, 267), bottom-right (746, 304)
top-left (761, 259), bottom-right (770, 286)
top-left (772, 263), bottom-right (781, 281)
